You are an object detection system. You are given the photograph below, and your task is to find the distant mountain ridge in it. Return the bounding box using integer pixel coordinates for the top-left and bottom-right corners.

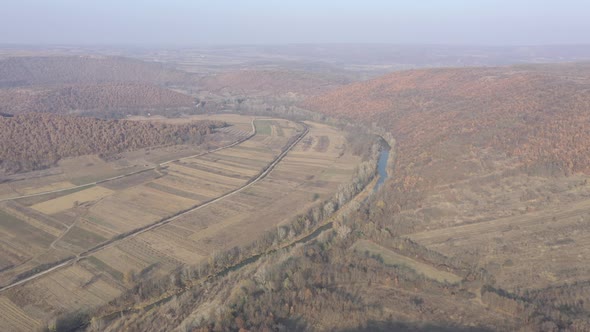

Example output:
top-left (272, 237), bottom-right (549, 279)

top-left (0, 55), bottom-right (193, 87)
top-left (198, 69), bottom-right (350, 97)
top-left (0, 56), bottom-right (197, 116)
top-left (0, 83), bottom-right (194, 115)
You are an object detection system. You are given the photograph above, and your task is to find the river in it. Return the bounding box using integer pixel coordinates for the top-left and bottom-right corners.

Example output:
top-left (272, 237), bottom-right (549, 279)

top-left (374, 149), bottom-right (390, 192)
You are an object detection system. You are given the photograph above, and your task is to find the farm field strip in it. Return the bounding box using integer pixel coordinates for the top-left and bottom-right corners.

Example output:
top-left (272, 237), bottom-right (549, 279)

top-left (147, 176), bottom-right (219, 200)
top-left (86, 201), bottom-right (162, 233)
top-left (1, 201), bottom-right (66, 236)
top-left (174, 161), bottom-right (252, 180)
top-left (181, 158), bottom-right (259, 177)
top-left (13, 180), bottom-right (74, 197)
top-left (112, 185), bottom-right (198, 215)
top-left (166, 164), bottom-right (245, 187)
top-left (143, 181), bottom-right (211, 202)
top-left (0, 208), bottom-right (56, 255)
top-left (198, 153), bottom-right (270, 169)
top-left (98, 169), bottom-right (162, 191)
top-left (18, 265), bottom-right (124, 315)
top-left (30, 186), bottom-right (115, 215)
top-left (0, 297), bottom-right (40, 332)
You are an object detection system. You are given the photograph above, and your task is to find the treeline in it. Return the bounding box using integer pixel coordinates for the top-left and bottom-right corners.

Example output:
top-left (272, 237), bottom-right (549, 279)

top-left (0, 113), bottom-right (225, 173)
top-left (0, 83), bottom-right (194, 115)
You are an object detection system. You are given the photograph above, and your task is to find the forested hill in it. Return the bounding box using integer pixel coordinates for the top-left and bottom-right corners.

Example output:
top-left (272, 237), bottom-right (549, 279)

top-left (0, 56), bottom-right (198, 116)
top-left (305, 63), bottom-right (590, 192)
top-left (0, 56), bottom-right (194, 87)
top-left (0, 113), bottom-right (226, 173)
top-left (0, 83), bottom-right (194, 115)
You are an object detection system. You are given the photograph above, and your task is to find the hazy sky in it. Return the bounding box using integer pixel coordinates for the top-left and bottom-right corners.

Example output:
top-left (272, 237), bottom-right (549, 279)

top-left (1, 0), bottom-right (589, 45)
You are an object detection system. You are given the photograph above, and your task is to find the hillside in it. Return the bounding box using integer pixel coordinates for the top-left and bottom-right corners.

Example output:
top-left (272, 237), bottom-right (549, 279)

top-left (306, 64), bottom-right (590, 192)
top-left (0, 56), bottom-right (193, 87)
top-left (300, 65), bottom-right (590, 329)
top-left (0, 83), bottom-right (194, 115)
top-left (0, 113), bottom-right (225, 173)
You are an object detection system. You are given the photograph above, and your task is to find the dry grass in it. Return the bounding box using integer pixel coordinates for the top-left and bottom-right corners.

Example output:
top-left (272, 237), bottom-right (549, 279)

top-left (353, 240), bottom-right (462, 284)
top-left (408, 197), bottom-right (590, 289)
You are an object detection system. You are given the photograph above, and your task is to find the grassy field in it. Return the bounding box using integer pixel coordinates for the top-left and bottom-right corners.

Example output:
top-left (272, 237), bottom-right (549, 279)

top-left (408, 197), bottom-right (590, 290)
top-left (0, 117), bottom-right (363, 328)
top-left (352, 240), bottom-right (462, 284)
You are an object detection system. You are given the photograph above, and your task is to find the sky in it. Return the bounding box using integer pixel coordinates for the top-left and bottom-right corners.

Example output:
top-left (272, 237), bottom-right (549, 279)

top-left (1, 0), bottom-right (589, 45)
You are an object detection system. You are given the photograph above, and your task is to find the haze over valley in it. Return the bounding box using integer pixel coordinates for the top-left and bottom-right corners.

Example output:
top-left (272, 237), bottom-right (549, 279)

top-left (1, 1), bottom-right (590, 331)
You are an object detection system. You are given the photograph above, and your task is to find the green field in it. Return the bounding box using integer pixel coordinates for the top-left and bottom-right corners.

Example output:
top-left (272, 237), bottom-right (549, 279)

top-left (254, 120), bottom-right (272, 135)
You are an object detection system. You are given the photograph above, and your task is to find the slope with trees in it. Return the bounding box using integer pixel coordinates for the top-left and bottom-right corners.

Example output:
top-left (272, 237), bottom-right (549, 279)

top-left (0, 113), bottom-right (225, 173)
top-left (305, 63), bottom-right (590, 198)
top-left (0, 83), bottom-right (194, 115)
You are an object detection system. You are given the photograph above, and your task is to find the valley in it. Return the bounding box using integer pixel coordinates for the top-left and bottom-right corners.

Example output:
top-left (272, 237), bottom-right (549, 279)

top-left (0, 114), bottom-right (364, 330)
top-left (1, 43), bottom-right (590, 331)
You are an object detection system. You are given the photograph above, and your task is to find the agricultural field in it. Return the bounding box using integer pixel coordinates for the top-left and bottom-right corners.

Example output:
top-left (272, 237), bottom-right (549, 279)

top-left (0, 116), bottom-right (363, 328)
top-left (86, 120), bottom-right (358, 280)
top-left (0, 296), bottom-right (42, 332)
top-left (0, 115), bottom-right (270, 285)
